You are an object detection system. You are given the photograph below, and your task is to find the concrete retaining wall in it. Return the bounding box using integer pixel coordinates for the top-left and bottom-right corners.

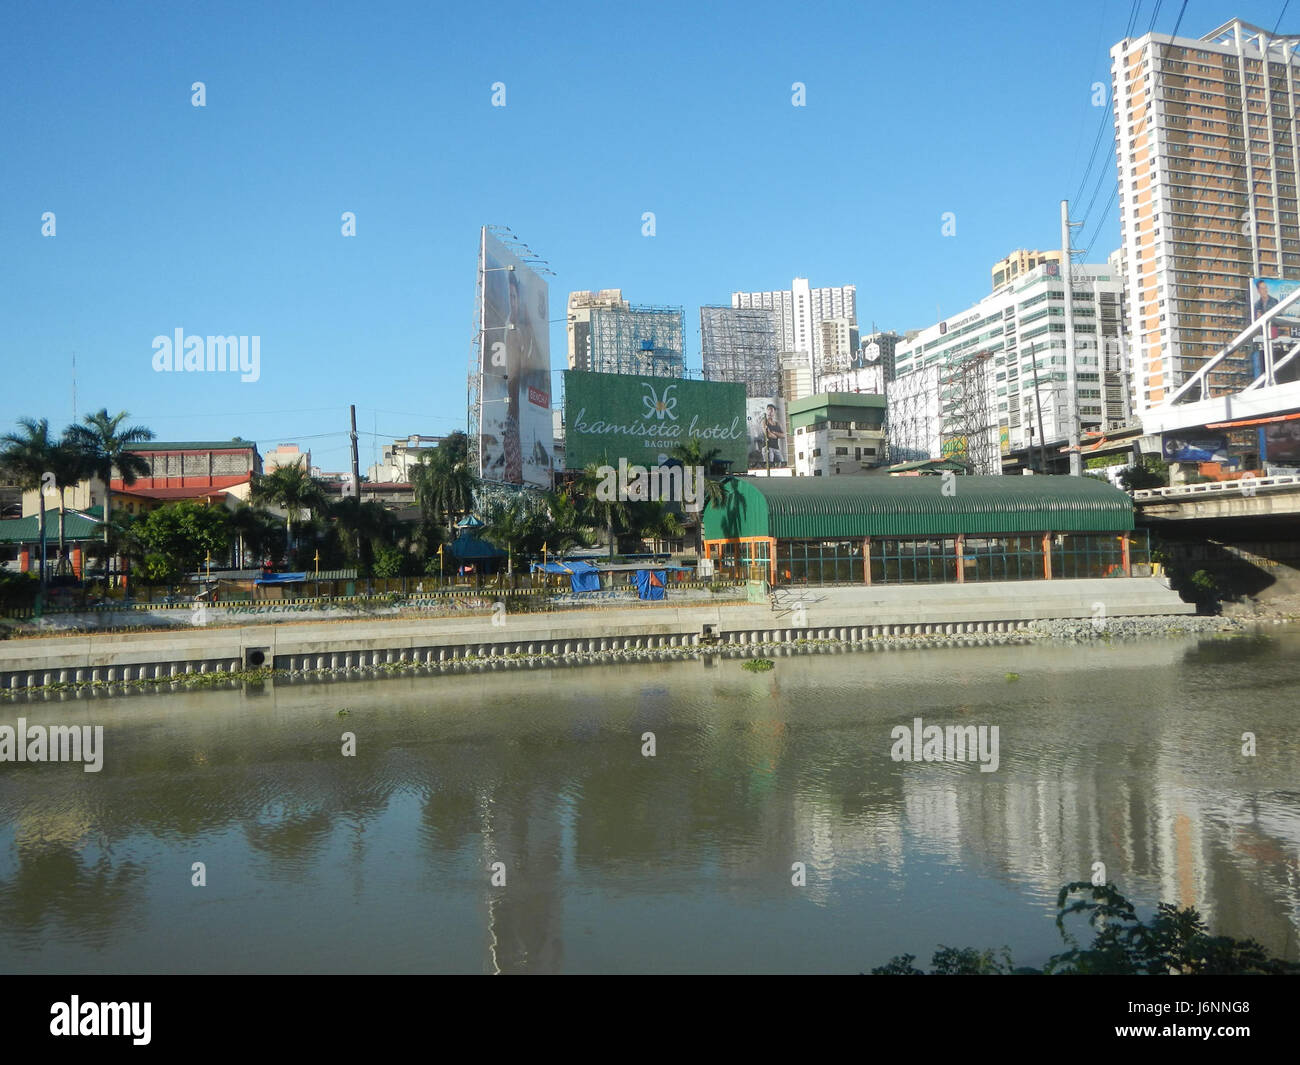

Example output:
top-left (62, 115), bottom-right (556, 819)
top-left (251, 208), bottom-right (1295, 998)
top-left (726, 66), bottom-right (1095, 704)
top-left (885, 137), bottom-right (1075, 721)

top-left (0, 578), bottom-right (1194, 692)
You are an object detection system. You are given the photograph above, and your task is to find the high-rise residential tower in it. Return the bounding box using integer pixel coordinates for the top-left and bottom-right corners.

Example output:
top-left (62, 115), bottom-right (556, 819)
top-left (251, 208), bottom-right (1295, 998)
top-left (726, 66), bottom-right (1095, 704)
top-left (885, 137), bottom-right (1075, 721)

top-left (731, 278), bottom-right (857, 373)
top-left (1111, 18), bottom-right (1300, 414)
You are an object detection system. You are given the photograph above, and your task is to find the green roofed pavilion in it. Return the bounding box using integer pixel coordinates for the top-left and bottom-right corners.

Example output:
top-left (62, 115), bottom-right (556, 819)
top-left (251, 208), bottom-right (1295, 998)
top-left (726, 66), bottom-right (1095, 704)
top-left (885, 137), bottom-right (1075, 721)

top-left (702, 475), bottom-right (1139, 586)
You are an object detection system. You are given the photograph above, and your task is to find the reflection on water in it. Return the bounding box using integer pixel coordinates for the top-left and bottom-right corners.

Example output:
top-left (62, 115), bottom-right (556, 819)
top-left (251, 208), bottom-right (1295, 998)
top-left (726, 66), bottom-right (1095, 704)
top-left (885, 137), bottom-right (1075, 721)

top-left (1, 630), bottom-right (1298, 973)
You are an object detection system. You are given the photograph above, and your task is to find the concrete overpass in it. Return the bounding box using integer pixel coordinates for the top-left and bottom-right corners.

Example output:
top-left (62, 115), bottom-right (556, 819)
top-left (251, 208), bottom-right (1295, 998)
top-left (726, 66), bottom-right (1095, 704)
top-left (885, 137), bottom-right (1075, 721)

top-left (1142, 283), bottom-right (1300, 435)
top-left (1132, 473), bottom-right (1300, 522)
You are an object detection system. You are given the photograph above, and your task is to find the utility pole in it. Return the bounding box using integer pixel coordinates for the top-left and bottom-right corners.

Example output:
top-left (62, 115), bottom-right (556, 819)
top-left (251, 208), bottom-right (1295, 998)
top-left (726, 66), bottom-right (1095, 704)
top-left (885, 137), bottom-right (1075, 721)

top-left (1062, 200), bottom-right (1082, 476)
top-left (349, 405), bottom-right (362, 567)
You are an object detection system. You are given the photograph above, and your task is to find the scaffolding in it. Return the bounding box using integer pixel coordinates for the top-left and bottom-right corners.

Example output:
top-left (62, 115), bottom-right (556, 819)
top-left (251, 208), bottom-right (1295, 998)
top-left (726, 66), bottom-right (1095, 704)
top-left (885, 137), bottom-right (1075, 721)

top-left (940, 349), bottom-right (998, 474)
top-left (587, 304), bottom-right (684, 377)
top-left (700, 306), bottom-right (779, 396)
top-left (885, 365), bottom-right (942, 464)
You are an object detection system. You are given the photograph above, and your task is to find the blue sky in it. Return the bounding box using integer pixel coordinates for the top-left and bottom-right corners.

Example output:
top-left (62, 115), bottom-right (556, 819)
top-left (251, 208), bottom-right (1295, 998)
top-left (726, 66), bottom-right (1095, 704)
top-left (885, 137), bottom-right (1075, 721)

top-left (1, 0), bottom-right (1291, 472)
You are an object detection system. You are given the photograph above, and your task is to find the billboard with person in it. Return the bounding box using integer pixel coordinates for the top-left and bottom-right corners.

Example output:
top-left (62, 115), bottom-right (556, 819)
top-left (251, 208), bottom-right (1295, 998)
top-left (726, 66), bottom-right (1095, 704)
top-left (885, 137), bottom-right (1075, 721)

top-left (1249, 276), bottom-right (1300, 335)
top-left (746, 398), bottom-right (789, 470)
top-left (477, 228), bottom-right (553, 487)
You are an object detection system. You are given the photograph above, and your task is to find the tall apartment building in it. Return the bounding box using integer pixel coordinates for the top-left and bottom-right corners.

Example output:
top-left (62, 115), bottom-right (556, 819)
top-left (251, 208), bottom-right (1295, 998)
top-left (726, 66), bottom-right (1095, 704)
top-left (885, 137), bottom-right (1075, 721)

top-left (817, 318), bottom-right (860, 372)
top-left (1112, 18), bottom-right (1300, 413)
top-left (894, 262), bottom-right (1129, 472)
top-left (732, 278), bottom-right (857, 373)
top-left (861, 329), bottom-right (902, 386)
top-left (992, 249), bottom-right (1063, 292)
top-left (700, 305), bottom-right (781, 396)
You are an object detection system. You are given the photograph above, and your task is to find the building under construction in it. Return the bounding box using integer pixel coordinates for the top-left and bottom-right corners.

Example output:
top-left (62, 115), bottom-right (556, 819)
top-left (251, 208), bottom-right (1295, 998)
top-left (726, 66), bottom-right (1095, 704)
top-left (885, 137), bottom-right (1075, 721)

top-left (700, 306), bottom-right (780, 396)
top-left (939, 350), bottom-right (999, 475)
top-left (586, 304), bottom-right (684, 378)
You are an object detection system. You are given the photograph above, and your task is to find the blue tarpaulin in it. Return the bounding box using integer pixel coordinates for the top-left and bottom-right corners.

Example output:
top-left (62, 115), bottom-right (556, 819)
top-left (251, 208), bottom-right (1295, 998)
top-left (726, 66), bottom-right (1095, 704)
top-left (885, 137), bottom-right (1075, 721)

top-left (254, 572), bottom-right (306, 585)
top-left (531, 560), bottom-right (602, 593)
top-left (631, 569), bottom-right (667, 601)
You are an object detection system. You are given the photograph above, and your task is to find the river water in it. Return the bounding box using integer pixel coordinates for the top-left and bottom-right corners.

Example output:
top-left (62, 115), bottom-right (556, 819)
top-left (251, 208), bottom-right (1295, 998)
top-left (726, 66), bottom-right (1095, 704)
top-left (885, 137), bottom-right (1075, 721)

top-left (2, 628), bottom-right (1298, 974)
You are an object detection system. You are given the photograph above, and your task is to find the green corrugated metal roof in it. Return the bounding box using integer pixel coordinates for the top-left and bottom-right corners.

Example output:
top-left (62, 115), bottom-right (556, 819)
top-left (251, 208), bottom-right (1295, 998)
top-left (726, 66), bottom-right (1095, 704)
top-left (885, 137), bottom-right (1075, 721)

top-left (0, 510), bottom-right (104, 544)
top-left (123, 440), bottom-right (255, 451)
top-left (702, 475), bottom-right (1134, 541)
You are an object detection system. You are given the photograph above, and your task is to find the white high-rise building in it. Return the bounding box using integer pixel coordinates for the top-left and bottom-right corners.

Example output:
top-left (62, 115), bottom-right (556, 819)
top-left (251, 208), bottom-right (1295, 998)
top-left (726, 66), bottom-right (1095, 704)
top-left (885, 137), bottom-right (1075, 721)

top-left (732, 278), bottom-right (857, 374)
top-left (894, 261), bottom-right (1129, 472)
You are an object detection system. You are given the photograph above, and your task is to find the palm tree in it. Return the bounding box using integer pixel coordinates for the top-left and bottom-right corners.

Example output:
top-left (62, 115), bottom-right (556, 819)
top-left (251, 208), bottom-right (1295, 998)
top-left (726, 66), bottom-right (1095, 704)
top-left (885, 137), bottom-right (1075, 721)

top-left (63, 409), bottom-right (154, 588)
top-left (0, 418), bottom-right (60, 589)
top-left (329, 499), bottom-right (396, 576)
top-left (573, 463), bottom-right (631, 560)
top-left (541, 488), bottom-right (595, 557)
top-left (48, 440), bottom-right (91, 577)
top-left (411, 431), bottom-right (475, 534)
top-left (250, 464), bottom-right (329, 563)
top-left (628, 501), bottom-right (685, 553)
top-left (479, 495), bottom-right (539, 576)
top-left (669, 439), bottom-right (727, 555)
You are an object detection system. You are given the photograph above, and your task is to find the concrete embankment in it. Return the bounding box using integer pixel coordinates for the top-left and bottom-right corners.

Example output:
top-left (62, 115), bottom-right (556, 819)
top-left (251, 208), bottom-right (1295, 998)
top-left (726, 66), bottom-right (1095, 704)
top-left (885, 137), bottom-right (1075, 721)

top-left (0, 577), bottom-right (1197, 694)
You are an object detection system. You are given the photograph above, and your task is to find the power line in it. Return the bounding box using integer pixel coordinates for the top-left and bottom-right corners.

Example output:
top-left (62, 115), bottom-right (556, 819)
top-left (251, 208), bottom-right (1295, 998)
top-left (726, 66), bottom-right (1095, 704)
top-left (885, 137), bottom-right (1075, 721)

top-left (1274, 0), bottom-right (1291, 35)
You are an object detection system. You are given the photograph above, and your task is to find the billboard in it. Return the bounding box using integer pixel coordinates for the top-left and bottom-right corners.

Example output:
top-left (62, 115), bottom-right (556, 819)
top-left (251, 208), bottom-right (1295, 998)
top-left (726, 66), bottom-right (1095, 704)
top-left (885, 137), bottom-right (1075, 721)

top-left (746, 397), bottom-right (789, 469)
top-left (1249, 276), bottom-right (1300, 337)
top-left (477, 228), bottom-right (552, 487)
top-left (1264, 420), bottom-right (1300, 464)
top-left (1162, 434), bottom-right (1228, 463)
top-left (564, 371), bottom-right (746, 471)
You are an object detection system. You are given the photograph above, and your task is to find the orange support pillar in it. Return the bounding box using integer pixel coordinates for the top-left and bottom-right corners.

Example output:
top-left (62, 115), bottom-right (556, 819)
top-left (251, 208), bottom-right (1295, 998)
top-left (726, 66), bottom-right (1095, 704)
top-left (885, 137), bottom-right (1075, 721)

top-left (18, 547), bottom-right (29, 573)
top-left (955, 534), bottom-right (965, 584)
top-left (863, 538), bottom-right (871, 585)
top-left (1122, 534), bottom-right (1131, 577)
top-left (71, 546), bottom-right (83, 579)
top-left (1042, 533), bottom-right (1053, 580)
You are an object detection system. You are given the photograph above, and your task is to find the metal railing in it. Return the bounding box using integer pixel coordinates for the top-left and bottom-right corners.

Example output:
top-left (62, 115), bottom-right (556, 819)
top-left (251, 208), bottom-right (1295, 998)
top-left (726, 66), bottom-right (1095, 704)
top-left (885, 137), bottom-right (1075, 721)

top-left (1132, 473), bottom-right (1300, 501)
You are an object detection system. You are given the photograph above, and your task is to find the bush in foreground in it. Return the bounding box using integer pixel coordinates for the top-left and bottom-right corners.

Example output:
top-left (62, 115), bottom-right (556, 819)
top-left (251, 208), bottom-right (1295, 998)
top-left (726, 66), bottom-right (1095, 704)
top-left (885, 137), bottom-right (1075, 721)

top-left (870, 882), bottom-right (1300, 975)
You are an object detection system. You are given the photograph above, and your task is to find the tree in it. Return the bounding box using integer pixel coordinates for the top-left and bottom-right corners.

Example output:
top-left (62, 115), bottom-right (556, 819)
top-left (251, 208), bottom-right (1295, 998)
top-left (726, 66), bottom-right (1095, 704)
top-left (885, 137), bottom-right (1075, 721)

top-left (1118, 455), bottom-right (1169, 492)
top-left (47, 440), bottom-right (91, 578)
top-left (228, 504), bottom-right (285, 569)
top-left (63, 409), bottom-right (155, 589)
top-left (132, 502), bottom-right (231, 591)
top-left (668, 439), bottom-right (727, 554)
top-left (868, 881), bottom-right (1300, 975)
top-left (411, 432), bottom-right (475, 534)
top-left (329, 499), bottom-right (397, 577)
top-left (573, 463), bottom-right (631, 560)
top-left (0, 418), bottom-right (61, 590)
top-left (250, 464), bottom-right (329, 562)
top-left (627, 500), bottom-right (685, 551)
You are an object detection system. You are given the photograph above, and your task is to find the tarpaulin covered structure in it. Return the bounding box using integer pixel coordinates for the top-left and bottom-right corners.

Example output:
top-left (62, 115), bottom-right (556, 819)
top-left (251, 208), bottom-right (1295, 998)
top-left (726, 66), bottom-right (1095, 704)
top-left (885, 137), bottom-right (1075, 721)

top-left (530, 559), bottom-right (602, 593)
top-left (254, 572), bottom-right (307, 585)
top-left (630, 569), bottom-right (667, 600)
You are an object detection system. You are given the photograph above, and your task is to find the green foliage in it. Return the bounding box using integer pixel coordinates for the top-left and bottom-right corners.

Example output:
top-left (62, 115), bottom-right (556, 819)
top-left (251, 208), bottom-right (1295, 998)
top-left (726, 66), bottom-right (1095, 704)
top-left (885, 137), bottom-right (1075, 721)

top-left (132, 502), bottom-right (231, 585)
top-left (371, 545), bottom-right (406, 578)
top-left (742, 658), bottom-right (775, 672)
top-left (410, 431), bottom-right (475, 532)
top-left (869, 881), bottom-right (1300, 975)
top-left (1118, 456), bottom-right (1169, 491)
